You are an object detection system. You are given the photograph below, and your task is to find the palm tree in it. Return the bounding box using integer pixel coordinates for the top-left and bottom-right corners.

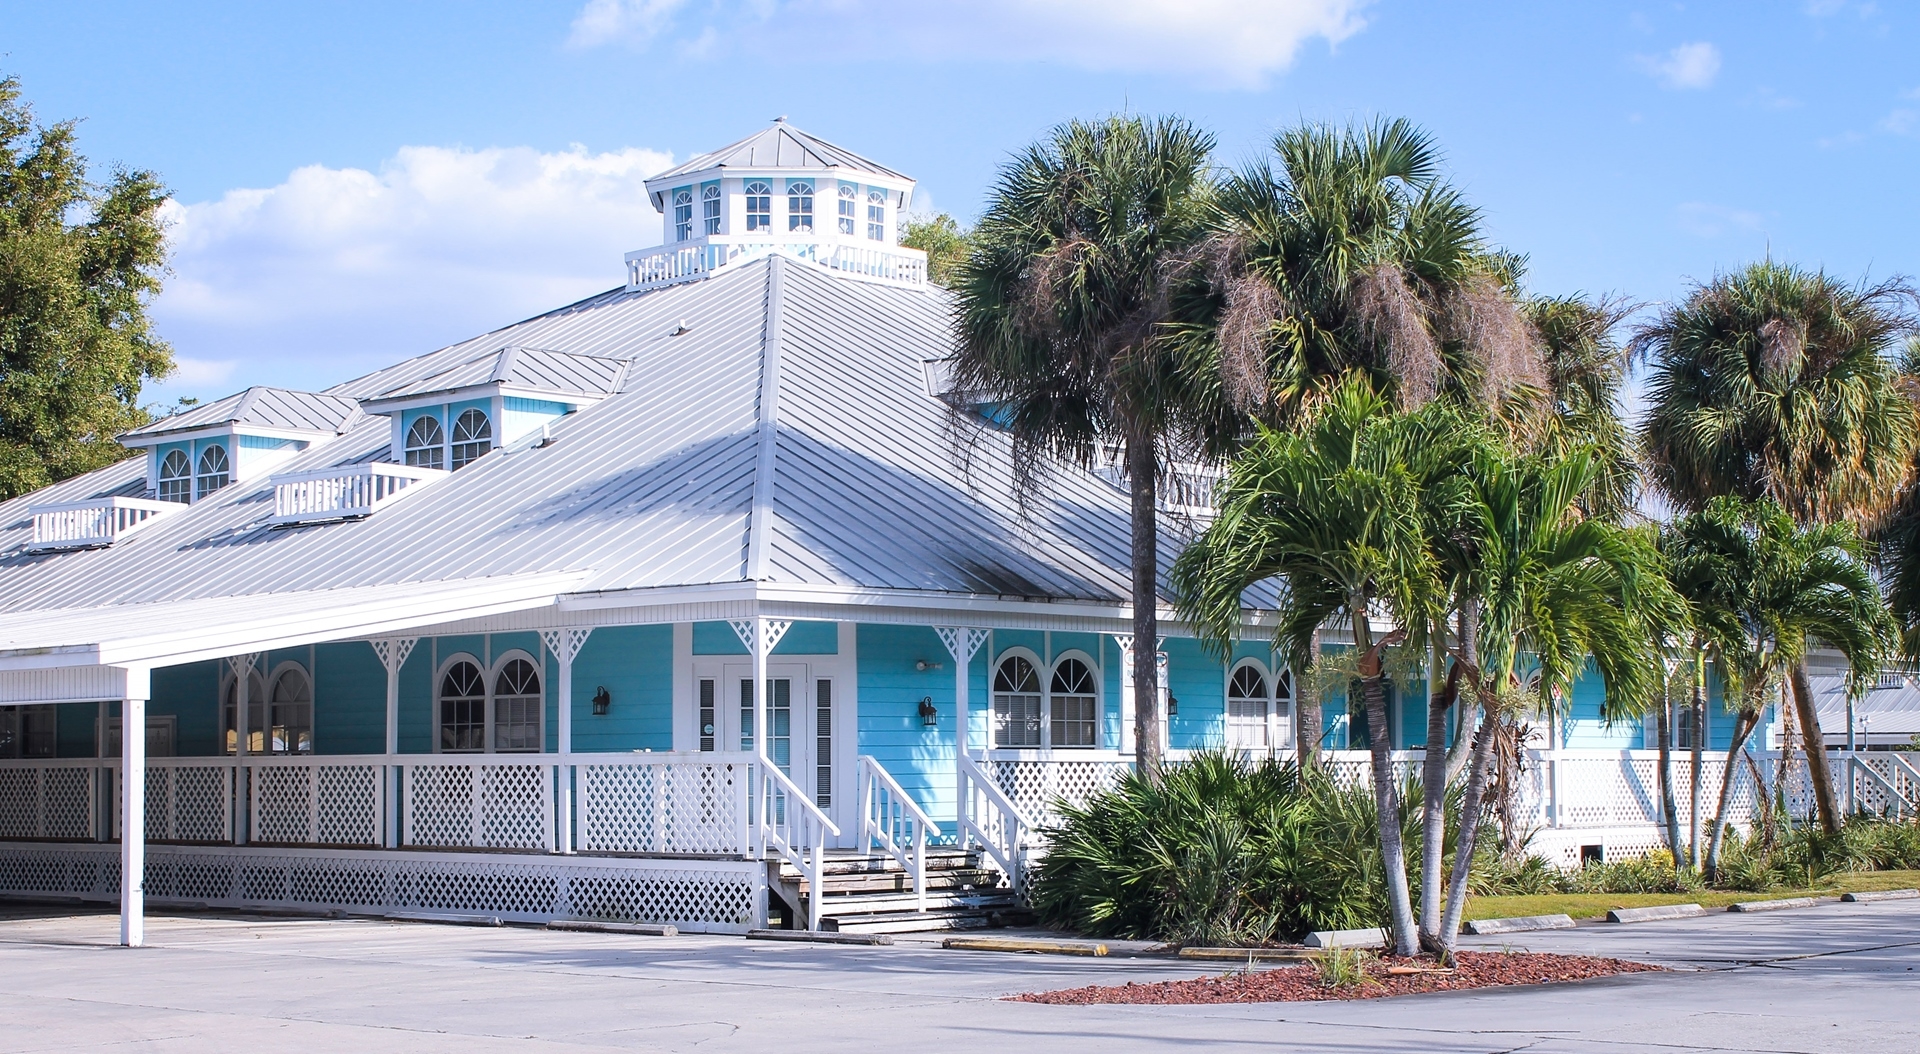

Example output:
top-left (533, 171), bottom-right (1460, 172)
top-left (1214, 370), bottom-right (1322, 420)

top-left (1663, 498), bottom-right (1894, 874)
top-left (1636, 262), bottom-right (1920, 832)
top-left (1173, 378), bottom-right (1460, 956)
top-left (951, 115), bottom-right (1221, 772)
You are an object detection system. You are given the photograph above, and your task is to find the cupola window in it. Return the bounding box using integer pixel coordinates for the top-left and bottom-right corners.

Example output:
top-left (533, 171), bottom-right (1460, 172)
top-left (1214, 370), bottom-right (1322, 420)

top-left (158, 450), bottom-right (192, 504)
top-left (837, 184), bottom-right (857, 235)
top-left (450, 408), bottom-right (493, 470)
top-left (866, 188), bottom-right (886, 241)
top-left (745, 181), bottom-right (772, 231)
top-left (702, 184), bottom-right (722, 235)
top-left (673, 187), bottom-right (694, 241)
top-left (787, 182), bottom-right (813, 232)
top-left (404, 415), bottom-right (445, 470)
top-left (195, 444), bottom-right (231, 499)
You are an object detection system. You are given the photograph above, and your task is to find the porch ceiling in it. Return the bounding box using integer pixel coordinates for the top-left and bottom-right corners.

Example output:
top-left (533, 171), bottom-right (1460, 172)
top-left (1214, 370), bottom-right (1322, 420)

top-left (0, 571), bottom-right (588, 673)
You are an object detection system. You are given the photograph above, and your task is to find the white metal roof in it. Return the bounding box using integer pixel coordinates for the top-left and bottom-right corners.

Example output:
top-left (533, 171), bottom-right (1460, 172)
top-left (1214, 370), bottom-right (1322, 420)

top-left (648, 120), bottom-right (912, 185)
top-left (364, 345), bottom-right (629, 406)
top-left (120, 386), bottom-right (361, 441)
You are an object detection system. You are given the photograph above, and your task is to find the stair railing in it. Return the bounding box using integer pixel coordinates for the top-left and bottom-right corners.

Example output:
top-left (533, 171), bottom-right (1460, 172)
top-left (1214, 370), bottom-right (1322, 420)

top-left (755, 760), bottom-right (841, 931)
top-left (856, 755), bottom-right (941, 912)
top-left (957, 753), bottom-right (1035, 894)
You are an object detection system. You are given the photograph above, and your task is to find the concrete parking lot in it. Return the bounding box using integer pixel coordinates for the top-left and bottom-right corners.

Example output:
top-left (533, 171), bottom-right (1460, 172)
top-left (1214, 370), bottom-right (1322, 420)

top-left (2, 898), bottom-right (1916, 1053)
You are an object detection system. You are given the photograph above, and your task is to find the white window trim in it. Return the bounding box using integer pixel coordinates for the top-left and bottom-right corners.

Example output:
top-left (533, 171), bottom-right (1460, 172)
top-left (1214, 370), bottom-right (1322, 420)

top-left (1047, 649), bottom-right (1102, 750)
top-left (434, 649), bottom-right (545, 754)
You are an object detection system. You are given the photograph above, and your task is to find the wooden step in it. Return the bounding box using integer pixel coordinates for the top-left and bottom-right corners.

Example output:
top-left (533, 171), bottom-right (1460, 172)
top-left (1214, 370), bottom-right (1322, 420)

top-left (823, 904), bottom-right (1039, 935)
top-left (815, 889), bottom-right (1020, 915)
top-left (800, 870), bottom-right (1004, 896)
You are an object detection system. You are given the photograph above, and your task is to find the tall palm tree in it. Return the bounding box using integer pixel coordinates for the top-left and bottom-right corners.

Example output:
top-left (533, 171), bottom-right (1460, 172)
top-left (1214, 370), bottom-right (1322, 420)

top-left (951, 115), bottom-right (1221, 772)
top-left (1636, 262), bottom-right (1920, 832)
top-left (1663, 498), bottom-right (1894, 874)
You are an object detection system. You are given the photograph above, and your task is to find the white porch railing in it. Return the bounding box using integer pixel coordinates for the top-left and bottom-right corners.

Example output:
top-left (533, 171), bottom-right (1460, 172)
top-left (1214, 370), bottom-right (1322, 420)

top-left (28, 496), bottom-right (181, 552)
top-left (399, 755), bottom-right (554, 852)
top-left (756, 762), bottom-right (840, 931)
top-left (857, 755), bottom-right (940, 912)
top-left (958, 753), bottom-right (1035, 894)
top-left (268, 462), bottom-right (448, 526)
top-left (0, 759), bottom-right (102, 839)
top-left (980, 750), bottom-right (1133, 829)
top-left (574, 752), bottom-right (752, 855)
top-left (624, 236), bottom-right (928, 291)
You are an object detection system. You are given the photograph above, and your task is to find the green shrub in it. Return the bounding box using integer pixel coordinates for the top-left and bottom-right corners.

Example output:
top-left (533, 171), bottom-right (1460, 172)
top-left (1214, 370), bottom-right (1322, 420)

top-left (1561, 849), bottom-right (1703, 895)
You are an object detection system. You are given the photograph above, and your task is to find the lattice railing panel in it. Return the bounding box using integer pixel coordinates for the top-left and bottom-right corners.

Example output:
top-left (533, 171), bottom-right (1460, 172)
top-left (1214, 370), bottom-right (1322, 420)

top-left (0, 765), bottom-right (101, 840)
top-left (577, 760), bottom-right (746, 855)
top-left (987, 759), bottom-right (1129, 827)
top-left (404, 765), bottom-right (475, 848)
top-left (402, 762), bottom-right (551, 851)
top-left (480, 765), bottom-right (551, 850)
top-left (315, 765), bottom-right (381, 846)
top-left (0, 769), bottom-right (43, 840)
top-left (148, 765), bottom-right (229, 843)
top-left (41, 767), bottom-right (97, 840)
top-left (251, 765), bottom-right (317, 844)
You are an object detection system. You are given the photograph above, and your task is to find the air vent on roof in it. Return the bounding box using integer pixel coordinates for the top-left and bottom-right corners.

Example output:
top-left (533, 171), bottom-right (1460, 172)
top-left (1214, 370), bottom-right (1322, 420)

top-left (28, 497), bottom-right (182, 552)
top-left (268, 463), bottom-right (448, 526)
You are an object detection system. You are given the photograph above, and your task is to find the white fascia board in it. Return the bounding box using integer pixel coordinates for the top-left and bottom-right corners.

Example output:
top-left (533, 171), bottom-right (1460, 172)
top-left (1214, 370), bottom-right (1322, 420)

top-left (119, 423), bottom-right (333, 450)
top-left (362, 384), bottom-right (599, 417)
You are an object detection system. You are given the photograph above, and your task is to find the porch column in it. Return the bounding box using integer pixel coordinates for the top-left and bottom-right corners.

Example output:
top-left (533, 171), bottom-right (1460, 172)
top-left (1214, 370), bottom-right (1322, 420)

top-left (540, 629), bottom-right (592, 855)
top-left (226, 654), bottom-right (260, 845)
top-left (1114, 635), bottom-right (1135, 755)
top-left (936, 628), bottom-right (989, 840)
top-left (118, 666), bottom-right (151, 948)
top-left (729, 618), bottom-right (792, 844)
top-left (369, 639), bottom-right (417, 849)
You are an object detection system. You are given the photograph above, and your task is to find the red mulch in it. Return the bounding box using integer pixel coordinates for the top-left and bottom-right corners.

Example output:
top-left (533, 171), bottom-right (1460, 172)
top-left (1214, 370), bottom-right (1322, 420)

top-left (1011, 951), bottom-right (1664, 1005)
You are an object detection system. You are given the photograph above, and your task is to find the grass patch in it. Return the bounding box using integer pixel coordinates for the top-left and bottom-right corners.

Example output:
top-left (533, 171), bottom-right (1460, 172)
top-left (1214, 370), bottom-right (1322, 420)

top-left (1465, 869), bottom-right (1920, 920)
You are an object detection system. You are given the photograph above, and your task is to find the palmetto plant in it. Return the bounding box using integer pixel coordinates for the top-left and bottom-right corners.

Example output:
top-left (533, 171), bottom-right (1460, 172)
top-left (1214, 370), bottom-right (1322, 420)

top-left (1636, 262), bottom-right (1920, 833)
top-left (951, 114), bottom-right (1222, 772)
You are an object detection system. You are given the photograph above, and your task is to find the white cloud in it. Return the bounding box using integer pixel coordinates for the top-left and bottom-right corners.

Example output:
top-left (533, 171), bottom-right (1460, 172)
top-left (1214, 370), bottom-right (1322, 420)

top-left (1636, 42), bottom-right (1722, 90)
top-left (567, 0), bottom-right (1370, 89)
top-left (1883, 109), bottom-right (1919, 135)
top-left (150, 143), bottom-right (673, 400)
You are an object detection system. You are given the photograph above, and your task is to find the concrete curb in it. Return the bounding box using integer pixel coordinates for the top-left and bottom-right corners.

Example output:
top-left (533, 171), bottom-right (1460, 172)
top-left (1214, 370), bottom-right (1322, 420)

top-left (942, 936), bottom-right (1107, 956)
top-left (1605, 904), bottom-right (1705, 924)
top-left (1841, 889), bottom-right (1920, 903)
top-left (548, 920), bottom-right (679, 937)
top-left (1728, 897), bottom-right (1821, 913)
top-left (1178, 946), bottom-right (1320, 962)
top-left (747, 929), bottom-right (893, 946)
top-left (1464, 914), bottom-right (1576, 935)
top-left (1303, 928), bottom-right (1387, 949)
top-left (385, 911), bottom-right (502, 927)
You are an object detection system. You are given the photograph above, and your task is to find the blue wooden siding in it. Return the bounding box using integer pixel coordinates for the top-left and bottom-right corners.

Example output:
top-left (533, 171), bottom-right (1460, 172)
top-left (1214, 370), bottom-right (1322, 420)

top-left (858, 624), bottom-right (956, 821)
top-left (571, 625), bottom-right (673, 752)
top-left (691, 619), bottom-right (838, 655)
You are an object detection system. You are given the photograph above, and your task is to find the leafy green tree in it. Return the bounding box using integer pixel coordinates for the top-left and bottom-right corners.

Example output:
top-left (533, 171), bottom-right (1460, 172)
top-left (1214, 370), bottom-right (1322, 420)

top-left (1636, 263), bottom-right (1919, 833)
top-left (951, 114), bottom-right (1221, 772)
top-left (0, 74), bottom-right (172, 498)
top-left (899, 212), bottom-right (972, 287)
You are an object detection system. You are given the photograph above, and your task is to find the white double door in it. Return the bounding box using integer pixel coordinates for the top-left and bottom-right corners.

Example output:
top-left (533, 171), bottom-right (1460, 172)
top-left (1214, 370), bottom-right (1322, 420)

top-left (693, 660), bottom-right (850, 846)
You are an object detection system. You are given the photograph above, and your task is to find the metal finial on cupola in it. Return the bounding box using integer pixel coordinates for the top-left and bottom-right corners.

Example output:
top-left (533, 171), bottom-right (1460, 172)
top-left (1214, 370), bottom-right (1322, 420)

top-left (773, 115), bottom-right (787, 123)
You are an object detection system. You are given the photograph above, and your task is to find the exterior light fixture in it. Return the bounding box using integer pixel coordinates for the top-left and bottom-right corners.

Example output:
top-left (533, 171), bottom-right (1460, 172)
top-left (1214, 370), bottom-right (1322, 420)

top-left (917, 696), bottom-right (938, 727)
top-left (915, 659), bottom-right (942, 672)
top-left (1166, 695), bottom-right (1179, 716)
top-left (592, 686), bottom-right (612, 716)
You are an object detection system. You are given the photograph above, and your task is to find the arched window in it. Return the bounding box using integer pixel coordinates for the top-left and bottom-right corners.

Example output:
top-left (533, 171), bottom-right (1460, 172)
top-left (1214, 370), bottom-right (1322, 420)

top-left (158, 450), bottom-right (192, 504)
top-left (702, 184), bottom-right (722, 235)
top-left (222, 668), bottom-right (267, 754)
top-left (405, 415), bottom-right (445, 470)
top-left (1050, 658), bottom-right (1098, 747)
top-left (195, 444), bottom-right (230, 499)
top-left (492, 656), bottom-right (542, 752)
top-left (787, 182), bottom-right (813, 232)
top-left (450, 408), bottom-right (492, 470)
top-left (837, 184), bottom-right (856, 235)
top-left (1226, 662), bottom-right (1270, 753)
top-left (992, 655), bottom-right (1042, 748)
top-left (268, 666), bottom-right (314, 754)
top-left (439, 659), bottom-right (486, 752)
top-left (745, 181), bottom-right (772, 231)
top-left (673, 187), bottom-right (694, 241)
top-left (866, 188), bottom-right (886, 241)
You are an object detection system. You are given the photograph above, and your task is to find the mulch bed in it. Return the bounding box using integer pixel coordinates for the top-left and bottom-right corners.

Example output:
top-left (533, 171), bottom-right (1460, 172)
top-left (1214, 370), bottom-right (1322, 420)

top-left (1011, 951), bottom-right (1664, 1005)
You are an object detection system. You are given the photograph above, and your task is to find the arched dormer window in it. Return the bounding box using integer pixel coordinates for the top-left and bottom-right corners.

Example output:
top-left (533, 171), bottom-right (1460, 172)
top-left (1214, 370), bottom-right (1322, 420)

top-left (837, 184), bottom-right (856, 235)
top-left (158, 449), bottom-right (192, 504)
top-left (673, 187), bottom-right (694, 241)
top-left (450, 408), bottom-right (492, 470)
top-left (702, 184), bottom-right (722, 235)
top-left (787, 182), bottom-right (813, 232)
top-left (195, 444), bottom-right (230, 499)
top-left (492, 656), bottom-right (542, 752)
top-left (992, 654), bottom-right (1042, 748)
top-left (745, 181), bottom-right (772, 231)
top-left (438, 659), bottom-right (486, 752)
top-left (1049, 657), bottom-right (1098, 747)
top-left (405, 415), bottom-right (445, 470)
top-left (866, 188), bottom-right (886, 241)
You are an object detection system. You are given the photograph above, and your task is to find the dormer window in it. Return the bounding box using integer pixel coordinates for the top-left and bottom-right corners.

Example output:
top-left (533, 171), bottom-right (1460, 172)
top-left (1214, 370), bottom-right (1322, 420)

top-left (450, 408), bottom-right (493, 470)
top-left (702, 184), bottom-right (722, 235)
top-left (195, 444), bottom-right (231, 499)
top-left (158, 450), bottom-right (192, 504)
top-left (745, 181), bottom-right (772, 231)
top-left (867, 188), bottom-right (886, 241)
top-left (404, 415), bottom-right (445, 470)
top-left (787, 181), bottom-right (813, 232)
top-left (837, 184), bottom-right (857, 235)
top-left (673, 187), bottom-right (694, 241)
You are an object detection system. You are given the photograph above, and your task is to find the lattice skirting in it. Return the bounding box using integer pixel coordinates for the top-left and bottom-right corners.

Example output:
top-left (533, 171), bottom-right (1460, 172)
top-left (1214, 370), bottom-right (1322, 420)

top-left (0, 842), bottom-right (765, 934)
top-left (1528, 825), bottom-right (1688, 868)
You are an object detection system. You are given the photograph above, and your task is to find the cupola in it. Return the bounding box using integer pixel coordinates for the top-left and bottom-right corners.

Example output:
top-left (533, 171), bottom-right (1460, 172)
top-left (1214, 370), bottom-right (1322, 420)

top-left (117, 387), bottom-right (361, 504)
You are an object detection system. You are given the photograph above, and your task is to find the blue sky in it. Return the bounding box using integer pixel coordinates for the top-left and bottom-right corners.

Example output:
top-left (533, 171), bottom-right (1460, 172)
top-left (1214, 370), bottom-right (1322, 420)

top-left (4, 1), bottom-right (1916, 406)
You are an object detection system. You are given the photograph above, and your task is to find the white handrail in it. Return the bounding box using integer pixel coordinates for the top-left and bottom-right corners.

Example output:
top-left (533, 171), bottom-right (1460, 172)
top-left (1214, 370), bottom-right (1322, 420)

top-left (755, 759), bottom-right (840, 931)
top-left (856, 755), bottom-right (940, 912)
top-left (959, 753), bottom-right (1033, 890)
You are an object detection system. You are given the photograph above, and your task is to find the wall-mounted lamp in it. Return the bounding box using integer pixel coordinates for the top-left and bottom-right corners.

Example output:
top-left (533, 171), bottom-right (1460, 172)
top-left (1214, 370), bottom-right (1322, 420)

top-left (917, 696), bottom-right (938, 727)
top-left (592, 686), bottom-right (612, 716)
top-left (1166, 695), bottom-right (1179, 717)
top-left (915, 659), bottom-right (943, 672)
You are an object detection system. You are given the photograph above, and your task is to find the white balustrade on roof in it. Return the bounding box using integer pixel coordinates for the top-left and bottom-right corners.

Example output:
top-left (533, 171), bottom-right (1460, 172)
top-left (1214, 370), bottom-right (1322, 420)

top-left (625, 236), bottom-right (927, 291)
top-left (268, 462), bottom-right (448, 526)
top-left (28, 496), bottom-right (182, 552)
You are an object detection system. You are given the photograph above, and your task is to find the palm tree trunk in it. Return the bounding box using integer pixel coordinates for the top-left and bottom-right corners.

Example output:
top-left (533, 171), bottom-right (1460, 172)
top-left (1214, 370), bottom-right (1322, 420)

top-left (1418, 620), bottom-right (1455, 949)
top-left (1657, 694), bottom-right (1683, 863)
top-left (1788, 661), bottom-right (1840, 834)
top-left (1438, 693), bottom-right (1500, 952)
top-left (1353, 603), bottom-right (1417, 957)
top-left (1296, 629), bottom-right (1322, 771)
top-left (1128, 436), bottom-right (1162, 775)
top-left (1444, 600), bottom-right (1479, 784)
top-left (1704, 709), bottom-right (1758, 882)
